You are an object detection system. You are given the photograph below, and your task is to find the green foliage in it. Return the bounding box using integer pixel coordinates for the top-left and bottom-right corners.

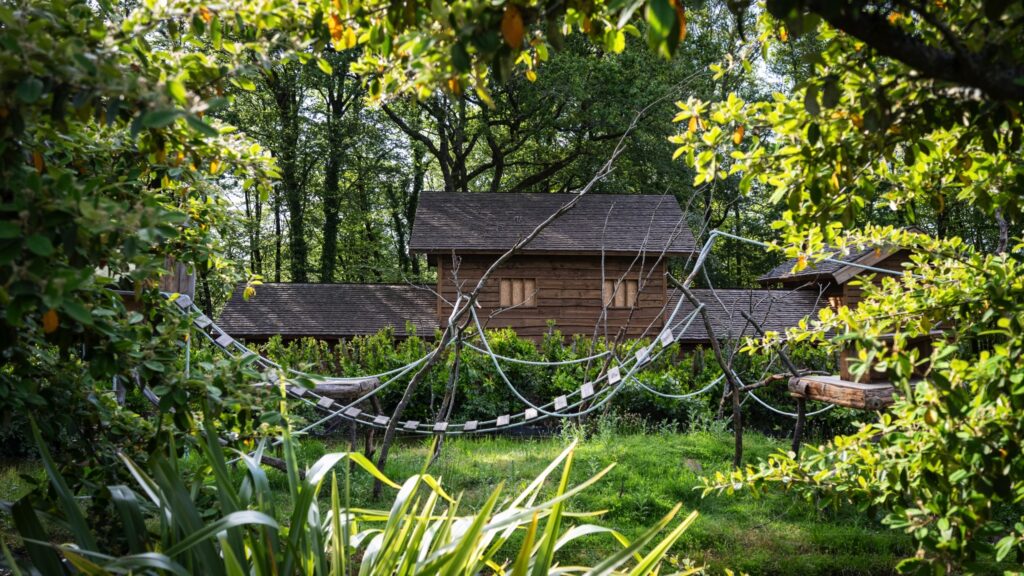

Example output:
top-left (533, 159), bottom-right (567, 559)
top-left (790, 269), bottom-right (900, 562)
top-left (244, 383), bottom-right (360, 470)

top-left (705, 228), bottom-right (1024, 573)
top-left (662, 3), bottom-right (1024, 573)
top-left (0, 0), bottom-right (325, 489)
top-left (669, 4), bottom-right (1021, 250)
top-left (251, 326), bottom-right (842, 435)
top-left (332, 432), bottom-right (910, 575)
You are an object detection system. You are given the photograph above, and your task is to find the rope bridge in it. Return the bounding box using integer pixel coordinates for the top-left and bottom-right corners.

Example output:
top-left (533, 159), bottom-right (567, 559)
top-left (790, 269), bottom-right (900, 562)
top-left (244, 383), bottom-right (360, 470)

top-left (145, 229), bottom-right (906, 445)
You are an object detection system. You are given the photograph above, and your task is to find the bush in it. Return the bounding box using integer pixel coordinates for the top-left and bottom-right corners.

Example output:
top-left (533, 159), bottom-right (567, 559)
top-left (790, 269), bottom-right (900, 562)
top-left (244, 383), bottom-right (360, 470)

top-left (247, 325), bottom-right (844, 438)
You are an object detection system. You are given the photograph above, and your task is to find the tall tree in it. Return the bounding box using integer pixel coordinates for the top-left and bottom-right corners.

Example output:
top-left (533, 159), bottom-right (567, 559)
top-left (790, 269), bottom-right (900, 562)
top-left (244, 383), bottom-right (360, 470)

top-left (314, 50), bottom-right (362, 283)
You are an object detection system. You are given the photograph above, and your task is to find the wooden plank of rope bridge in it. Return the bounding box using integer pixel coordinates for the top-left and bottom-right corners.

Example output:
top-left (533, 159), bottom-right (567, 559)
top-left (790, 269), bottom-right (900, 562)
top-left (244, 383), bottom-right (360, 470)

top-left (788, 374), bottom-right (897, 410)
top-left (463, 420), bottom-right (478, 432)
top-left (314, 377), bottom-right (380, 400)
top-left (373, 415), bottom-right (389, 426)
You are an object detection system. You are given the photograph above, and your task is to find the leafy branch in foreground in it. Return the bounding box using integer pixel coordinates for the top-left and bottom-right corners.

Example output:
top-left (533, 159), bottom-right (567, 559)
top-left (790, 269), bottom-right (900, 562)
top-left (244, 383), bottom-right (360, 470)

top-left (703, 227), bottom-right (1024, 574)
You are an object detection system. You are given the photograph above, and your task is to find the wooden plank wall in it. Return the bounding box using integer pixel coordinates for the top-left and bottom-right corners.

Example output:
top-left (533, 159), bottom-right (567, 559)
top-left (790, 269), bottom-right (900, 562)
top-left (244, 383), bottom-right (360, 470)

top-left (841, 251), bottom-right (913, 308)
top-left (435, 254), bottom-right (667, 339)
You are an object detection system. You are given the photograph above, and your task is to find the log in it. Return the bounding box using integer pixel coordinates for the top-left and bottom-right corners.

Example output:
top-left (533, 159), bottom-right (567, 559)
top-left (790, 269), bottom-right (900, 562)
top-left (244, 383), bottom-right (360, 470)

top-left (788, 374), bottom-right (897, 410)
top-left (254, 377), bottom-right (379, 400)
top-left (314, 378), bottom-right (379, 400)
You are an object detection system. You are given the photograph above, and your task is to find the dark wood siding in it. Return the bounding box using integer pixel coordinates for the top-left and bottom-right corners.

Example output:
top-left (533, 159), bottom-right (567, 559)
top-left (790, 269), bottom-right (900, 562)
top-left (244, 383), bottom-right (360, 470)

top-left (436, 254), bottom-right (667, 339)
top-left (841, 251), bottom-right (913, 308)
top-left (838, 250), bottom-right (915, 381)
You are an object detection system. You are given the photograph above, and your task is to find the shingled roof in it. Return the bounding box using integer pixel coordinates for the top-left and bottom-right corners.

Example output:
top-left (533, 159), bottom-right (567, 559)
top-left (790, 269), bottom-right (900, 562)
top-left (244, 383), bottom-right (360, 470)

top-left (217, 283), bottom-right (438, 340)
top-left (758, 249), bottom-right (873, 285)
top-left (667, 288), bottom-right (828, 343)
top-left (409, 192), bottom-right (696, 256)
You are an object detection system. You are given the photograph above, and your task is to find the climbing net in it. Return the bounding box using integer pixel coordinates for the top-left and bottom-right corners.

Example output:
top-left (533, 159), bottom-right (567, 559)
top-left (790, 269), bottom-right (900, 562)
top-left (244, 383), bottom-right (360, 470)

top-left (155, 229), bottom-right (902, 441)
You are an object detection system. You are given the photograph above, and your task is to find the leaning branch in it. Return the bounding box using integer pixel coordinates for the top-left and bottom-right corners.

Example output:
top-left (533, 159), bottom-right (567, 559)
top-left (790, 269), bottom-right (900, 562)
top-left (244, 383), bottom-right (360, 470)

top-left (803, 0), bottom-right (1024, 102)
top-left (672, 278), bottom-right (746, 468)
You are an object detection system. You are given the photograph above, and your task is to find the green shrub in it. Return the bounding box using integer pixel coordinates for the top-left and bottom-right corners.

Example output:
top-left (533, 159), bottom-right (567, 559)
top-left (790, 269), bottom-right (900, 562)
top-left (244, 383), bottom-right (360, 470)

top-left (248, 325), bottom-right (844, 437)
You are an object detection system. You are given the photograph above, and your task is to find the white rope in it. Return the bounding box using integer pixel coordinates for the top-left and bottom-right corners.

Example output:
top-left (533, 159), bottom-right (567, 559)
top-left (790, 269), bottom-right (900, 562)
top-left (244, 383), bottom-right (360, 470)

top-left (629, 374), bottom-right (722, 400)
top-left (461, 342), bottom-right (611, 366)
top-left (747, 390), bottom-right (836, 418)
top-left (470, 307), bottom-right (631, 419)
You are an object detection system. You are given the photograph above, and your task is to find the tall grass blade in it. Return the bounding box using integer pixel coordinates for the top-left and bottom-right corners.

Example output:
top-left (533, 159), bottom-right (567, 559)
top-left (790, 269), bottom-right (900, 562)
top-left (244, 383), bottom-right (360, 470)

top-left (151, 454), bottom-right (224, 575)
top-left (220, 535), bottom-right (247, 576)
top-left (583, 503), bottom-right (682, 575)
top-left (439, 484), bottom-right (504, 575)
top-left (29, 419), bottom-right (98, 551)
top-left (330, 472), bottom-right (344, 576)
top-left (531, 447), bottom-right (574, 576)
top-left (511, 513), bottom-right (540, 576)
top-left (108, 485), bottom-right (147, 554)
top-left (628, 510), bottom-right (698, 576)
top-left (104, 551), bottom-right (193, 576)
top-left (10, 499), bottom-right (63, 575)
top-left (163, 510), bottom-right (278, 557)
top-left (0, 537), bottom-right (25, 576)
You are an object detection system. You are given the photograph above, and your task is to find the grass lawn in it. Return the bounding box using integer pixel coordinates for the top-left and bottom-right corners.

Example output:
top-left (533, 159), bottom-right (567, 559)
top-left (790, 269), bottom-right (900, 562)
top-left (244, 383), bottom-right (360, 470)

top-left (301, 429), bottom-right (910, 575)
top-left (1, 429), bottom-right (911, 575)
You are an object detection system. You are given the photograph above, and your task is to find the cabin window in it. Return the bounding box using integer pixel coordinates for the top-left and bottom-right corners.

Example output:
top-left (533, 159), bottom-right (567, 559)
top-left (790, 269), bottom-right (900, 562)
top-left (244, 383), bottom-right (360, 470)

top-left (499, 278), bottom-right (537, 307)
top-left (603, 279), bottom-right (638, 309)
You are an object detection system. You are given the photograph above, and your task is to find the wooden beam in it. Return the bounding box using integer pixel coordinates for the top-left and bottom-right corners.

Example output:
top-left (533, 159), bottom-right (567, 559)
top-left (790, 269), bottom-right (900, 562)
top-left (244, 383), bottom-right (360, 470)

top-left (788, 374), bottom-right (897, 410)
top-left (832, 247), bottom-right (901, 285)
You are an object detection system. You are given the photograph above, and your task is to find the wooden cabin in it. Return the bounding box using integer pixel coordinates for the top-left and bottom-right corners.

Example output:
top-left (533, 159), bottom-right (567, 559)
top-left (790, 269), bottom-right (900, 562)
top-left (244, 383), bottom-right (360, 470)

top-left (758, 246), bottom-right (914, 312)
top-left (760, 244), bottom-right (930, 412)
top-left (218, 192), bottom-right (827, 345)
top-left (408, 192), bottom-right (695, 339)
top-left (759, 245), bottom-right (920, 382)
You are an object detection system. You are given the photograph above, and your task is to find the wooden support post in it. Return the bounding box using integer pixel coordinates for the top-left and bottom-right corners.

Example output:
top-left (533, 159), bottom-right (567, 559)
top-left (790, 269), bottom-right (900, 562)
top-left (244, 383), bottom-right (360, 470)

top-left (740, 310), bottom-right (810, 457)
top-left (159, 256), bottom-right (196, 298)
top-left (793, 393), bottom-right (807, 455)
top-left (678, 284), bottom-right (745, 468)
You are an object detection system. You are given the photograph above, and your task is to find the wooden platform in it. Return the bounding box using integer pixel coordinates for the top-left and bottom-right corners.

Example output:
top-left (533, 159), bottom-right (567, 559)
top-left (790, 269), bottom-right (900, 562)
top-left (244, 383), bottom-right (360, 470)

top-left (788, 374), bottom-right (897, 410)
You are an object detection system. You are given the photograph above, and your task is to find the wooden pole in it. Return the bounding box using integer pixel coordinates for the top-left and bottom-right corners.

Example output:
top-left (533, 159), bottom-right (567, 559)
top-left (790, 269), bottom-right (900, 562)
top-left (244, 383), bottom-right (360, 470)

top-left (678, 284), bottom-right (745, 468)
top-left (792, 393), bottom-right (807, 455)
top-left (739, 310), bottom-right (809, 455)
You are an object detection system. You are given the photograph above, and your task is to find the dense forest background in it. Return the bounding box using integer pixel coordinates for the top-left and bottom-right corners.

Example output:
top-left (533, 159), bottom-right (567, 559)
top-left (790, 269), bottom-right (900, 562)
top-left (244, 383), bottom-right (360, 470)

top-left (201, 4), bottom-right (1005, 318)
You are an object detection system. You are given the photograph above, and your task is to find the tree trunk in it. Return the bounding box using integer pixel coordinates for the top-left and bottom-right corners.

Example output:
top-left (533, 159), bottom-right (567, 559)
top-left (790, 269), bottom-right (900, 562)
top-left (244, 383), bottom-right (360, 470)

top-left (268, 64), bottom-right (308, 282)
top-left (320, 130), bottom-right (343, 282)
top-left (274, 189), bottom-right (282, 282)
top-left (996, 207), bottom-right (1009, 254)
top-left (372, 339), bottom-right (451, 499)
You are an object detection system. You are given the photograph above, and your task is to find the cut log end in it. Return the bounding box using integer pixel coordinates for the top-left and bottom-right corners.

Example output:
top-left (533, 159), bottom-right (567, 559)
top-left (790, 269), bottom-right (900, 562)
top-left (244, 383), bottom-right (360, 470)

top-left (788, 374), bottom-right (897, 410)
top-left (314, 377), bottom-right (380, 400)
